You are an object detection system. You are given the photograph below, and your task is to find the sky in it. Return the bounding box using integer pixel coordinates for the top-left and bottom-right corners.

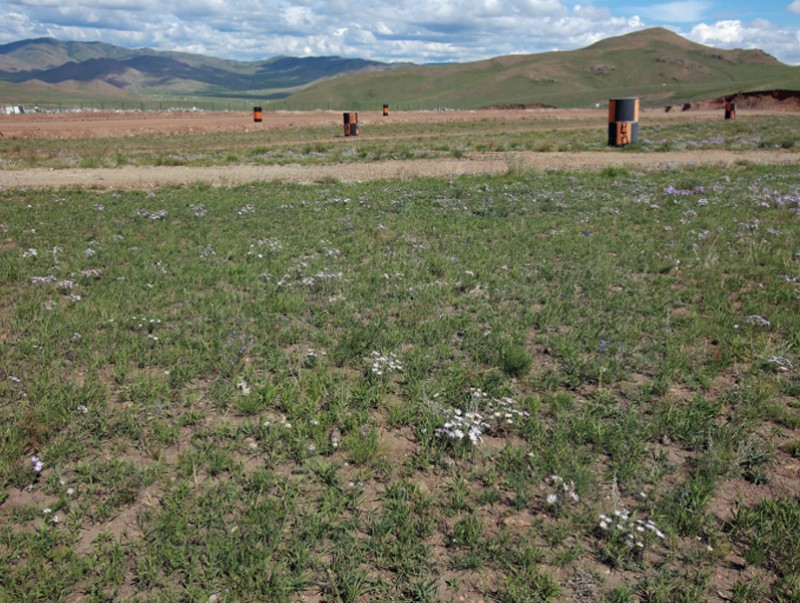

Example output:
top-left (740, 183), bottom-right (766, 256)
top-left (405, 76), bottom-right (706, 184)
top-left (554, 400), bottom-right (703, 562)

top-left (0, 0), bottom-right (799, 66)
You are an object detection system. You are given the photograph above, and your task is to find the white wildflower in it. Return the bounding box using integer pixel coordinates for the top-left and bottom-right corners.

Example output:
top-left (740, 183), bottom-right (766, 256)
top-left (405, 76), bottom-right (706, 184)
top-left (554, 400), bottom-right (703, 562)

top-left (747, 314), bottom-right (771, 327)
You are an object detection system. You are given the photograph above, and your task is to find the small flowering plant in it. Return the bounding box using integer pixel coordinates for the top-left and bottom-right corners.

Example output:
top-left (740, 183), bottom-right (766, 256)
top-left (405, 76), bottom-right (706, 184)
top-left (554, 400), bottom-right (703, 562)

top-left (134, 208), bottom-right (168, 221)
top-left (483, 394), bottom-right (531, 434)
top-left (434, 408), bottom-right (490, 446)
top-left (542, 474), bottom-right (580, 514)
top-left (226, 327), bottom-right (254, 367)
top-left (237, 203), bottom-right (256, 217)
top-left (595, 508), bottom-right (666, 566)
top-left (764, 355), bottom-right (793, 373)
top-left (366, 351), bottom-right (403, 383)
top-left (188, 203), bottom-right (207, 217)
top-left (302, 348), bottom-right (327, 368)
top-left (431, 388), bottom-right (530, 450)
top-left (248, 237), bottom-right (281, 258)
top-left (30, 455), bottom-right (44, 473)
top-left (746, 314), bottom-right (771, 328)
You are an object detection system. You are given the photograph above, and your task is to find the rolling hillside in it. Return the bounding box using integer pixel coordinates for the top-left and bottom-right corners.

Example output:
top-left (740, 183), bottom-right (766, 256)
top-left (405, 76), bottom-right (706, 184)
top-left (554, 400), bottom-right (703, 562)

top-left (0, 38), bottom-right (395, 100)
top-left (289, 28), bottom-right (800, 109)
top-left (1, 29), bottom-right (798, 109)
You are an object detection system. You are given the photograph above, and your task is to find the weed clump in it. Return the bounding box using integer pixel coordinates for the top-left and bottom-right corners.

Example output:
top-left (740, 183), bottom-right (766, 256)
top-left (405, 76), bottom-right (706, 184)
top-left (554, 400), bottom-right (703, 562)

top-left (500, 343), bottom-right (532, 378)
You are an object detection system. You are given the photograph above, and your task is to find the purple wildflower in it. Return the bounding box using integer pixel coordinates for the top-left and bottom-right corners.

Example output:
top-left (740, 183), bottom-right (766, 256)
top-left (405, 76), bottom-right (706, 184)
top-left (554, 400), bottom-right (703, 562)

top-left (30, 455), bottom-right (44, 472)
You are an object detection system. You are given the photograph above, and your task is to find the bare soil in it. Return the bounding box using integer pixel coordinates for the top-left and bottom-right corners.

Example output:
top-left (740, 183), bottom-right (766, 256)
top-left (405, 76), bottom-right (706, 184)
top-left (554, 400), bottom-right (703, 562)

top-left (0, 108), bottom-right (797, 189)
top-left (0, 107), bottom-right (605, 140)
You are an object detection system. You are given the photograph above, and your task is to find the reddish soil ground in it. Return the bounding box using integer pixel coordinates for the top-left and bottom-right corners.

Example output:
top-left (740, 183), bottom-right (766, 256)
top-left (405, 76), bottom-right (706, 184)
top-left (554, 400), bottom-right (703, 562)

top-left (0, 107), bottom-right (607, 140)
top-left (1, 106), bottom-right (790, 140)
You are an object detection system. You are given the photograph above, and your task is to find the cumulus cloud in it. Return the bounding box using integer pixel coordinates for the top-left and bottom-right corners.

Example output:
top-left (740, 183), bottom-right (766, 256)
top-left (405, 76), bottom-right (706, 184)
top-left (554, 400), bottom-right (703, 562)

top-left (690, 19), bottom-right (744, 44)
top-left (0, 0), bottom-right (797, 65)
top-left (0, 0), bottom-right (623, 61)
top-left (0, 11), bottom-right (38, 38)
top-left (688, 19), bottom-right (800, 64)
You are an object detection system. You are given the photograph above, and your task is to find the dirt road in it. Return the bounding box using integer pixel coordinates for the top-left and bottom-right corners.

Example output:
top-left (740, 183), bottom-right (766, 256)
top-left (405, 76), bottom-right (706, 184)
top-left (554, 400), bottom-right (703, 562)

top-left (0, 150), bottom-right (797, 190)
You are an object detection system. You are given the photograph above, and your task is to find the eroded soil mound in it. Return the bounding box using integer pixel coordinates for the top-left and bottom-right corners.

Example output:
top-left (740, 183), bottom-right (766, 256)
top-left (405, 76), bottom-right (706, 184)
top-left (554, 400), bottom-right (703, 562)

top-left (676, 89), bottom-right (800, 112)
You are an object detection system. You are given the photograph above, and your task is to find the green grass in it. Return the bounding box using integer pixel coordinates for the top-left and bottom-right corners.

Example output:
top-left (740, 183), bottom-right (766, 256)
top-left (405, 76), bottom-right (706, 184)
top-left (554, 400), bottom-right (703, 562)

top-left (1, 157), bottom-right (800, 600)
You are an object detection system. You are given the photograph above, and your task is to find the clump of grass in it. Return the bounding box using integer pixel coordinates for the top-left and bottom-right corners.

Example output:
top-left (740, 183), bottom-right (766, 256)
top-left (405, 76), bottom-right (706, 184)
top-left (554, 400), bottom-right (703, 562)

top-left (500, 343), bottom-right (532, 378)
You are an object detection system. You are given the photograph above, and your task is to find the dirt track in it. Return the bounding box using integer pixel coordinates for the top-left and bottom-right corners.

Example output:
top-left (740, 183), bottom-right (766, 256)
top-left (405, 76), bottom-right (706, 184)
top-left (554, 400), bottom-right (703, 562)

top-left (1, 109), bottom-right (798, 189)
top-left (1, 150), bottom-right (797, 190)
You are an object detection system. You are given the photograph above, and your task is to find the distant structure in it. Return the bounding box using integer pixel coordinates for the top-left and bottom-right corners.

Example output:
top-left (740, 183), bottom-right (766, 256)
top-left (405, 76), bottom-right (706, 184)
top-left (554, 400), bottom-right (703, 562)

top-left (3, 105), bottom-right (24, 114)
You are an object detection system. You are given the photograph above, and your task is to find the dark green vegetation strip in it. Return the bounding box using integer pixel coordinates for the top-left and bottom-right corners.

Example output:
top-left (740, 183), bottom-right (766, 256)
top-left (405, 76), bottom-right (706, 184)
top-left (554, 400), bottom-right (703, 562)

top-left (1, 165), bottom-right (800, 601)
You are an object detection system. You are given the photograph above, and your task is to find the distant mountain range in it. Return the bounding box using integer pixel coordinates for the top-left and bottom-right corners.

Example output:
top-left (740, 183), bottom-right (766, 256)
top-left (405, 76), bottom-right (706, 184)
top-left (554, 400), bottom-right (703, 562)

top-left (0, 37), bottom-right (399, 98)
top-left (1, 29), bottom-right (799, 108)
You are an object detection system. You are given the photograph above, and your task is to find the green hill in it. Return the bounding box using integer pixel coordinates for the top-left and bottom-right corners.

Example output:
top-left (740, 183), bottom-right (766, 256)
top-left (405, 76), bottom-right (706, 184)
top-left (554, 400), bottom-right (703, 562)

top-left (287, 28), bottom-right (800, 109)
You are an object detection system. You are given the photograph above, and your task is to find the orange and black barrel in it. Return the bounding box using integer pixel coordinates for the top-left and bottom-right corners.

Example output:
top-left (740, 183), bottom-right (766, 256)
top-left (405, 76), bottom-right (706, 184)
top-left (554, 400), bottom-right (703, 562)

top-left (253, 106), bottom-right (263, 123)
top-left (725, 101), bottom-right (736, 120)
top-left (608, 98), bottom-right (639, 147)
top-left (383, 104), bottom-right (389, 116)
top-left (343, 112), bottom-right (358, 136)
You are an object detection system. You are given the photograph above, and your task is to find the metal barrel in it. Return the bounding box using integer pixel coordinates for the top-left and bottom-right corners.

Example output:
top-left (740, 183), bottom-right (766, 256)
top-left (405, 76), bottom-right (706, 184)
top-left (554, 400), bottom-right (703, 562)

top-left (343, 112), bottom-right (358, 136)
top-left (608, 98), bottom-right (639, 146)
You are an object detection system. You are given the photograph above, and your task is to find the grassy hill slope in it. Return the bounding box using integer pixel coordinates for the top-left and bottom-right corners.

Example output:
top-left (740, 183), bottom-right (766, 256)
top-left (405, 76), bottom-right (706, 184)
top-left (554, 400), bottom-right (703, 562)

top-left (288, 28), bottom-right (800, 109)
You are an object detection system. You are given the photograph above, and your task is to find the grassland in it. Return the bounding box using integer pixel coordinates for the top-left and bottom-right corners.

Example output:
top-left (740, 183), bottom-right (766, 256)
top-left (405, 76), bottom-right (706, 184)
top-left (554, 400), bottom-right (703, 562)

top-left (1, 115), bottom-right (800, 602)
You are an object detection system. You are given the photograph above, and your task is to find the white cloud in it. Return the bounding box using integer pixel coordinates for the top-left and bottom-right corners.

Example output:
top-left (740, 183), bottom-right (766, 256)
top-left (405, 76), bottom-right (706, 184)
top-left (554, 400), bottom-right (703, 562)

top-left (5, 0), bottom-right (68, 7)
top-left (0, 0), bottom-right (797, 65)
top-left (85, 0), bottom-right (156, 8)
top-left (688, 19), bottom-right (800, 64)
top-left (690, 19), bottom-right (743, 44)
top-left (282, 6), bottom-right (318, 31)
top-left (375, 22), bottom-right (394, 36)
top-left (0, 11), bottom-right (38, 39)
top-left (177, 0), bottom-right (229, 17)
top-left (627, 15), bottom-right (644, 28)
